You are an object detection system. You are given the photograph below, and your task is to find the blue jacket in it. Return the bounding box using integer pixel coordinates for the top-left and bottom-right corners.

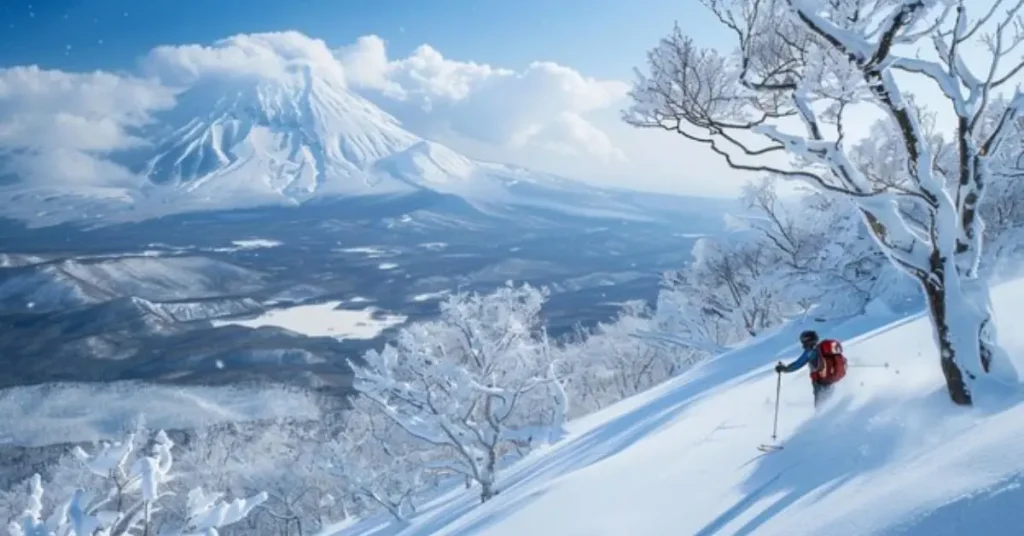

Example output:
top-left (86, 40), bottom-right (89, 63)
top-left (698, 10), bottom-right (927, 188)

top-left (782, 346), bottom-right (820, 373)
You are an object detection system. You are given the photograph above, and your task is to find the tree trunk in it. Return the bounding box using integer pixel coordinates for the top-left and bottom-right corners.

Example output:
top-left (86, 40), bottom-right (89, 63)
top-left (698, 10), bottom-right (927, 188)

top-left (479, 447), bottom-right (498, 503)
top-left (381, 500), bottom-right (407, 524)
top-left (920, 274), bottom-right (970, 405)
top-left (919, 262), bottom-right (1014, 406)
top-left (366, 490), bottom-right (407, 524)
top-left (479, 481), bottom-right (496, 503)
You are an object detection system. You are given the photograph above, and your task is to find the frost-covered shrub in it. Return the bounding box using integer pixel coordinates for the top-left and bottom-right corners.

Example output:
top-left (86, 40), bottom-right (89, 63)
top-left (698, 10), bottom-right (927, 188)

top-left (351, 282), bottom-right (567, 503)
top-left (5, 430), bottom-right (265, 536)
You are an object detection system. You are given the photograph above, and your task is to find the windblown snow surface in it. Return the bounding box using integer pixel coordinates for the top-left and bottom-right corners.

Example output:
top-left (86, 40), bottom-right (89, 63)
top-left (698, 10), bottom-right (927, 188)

top-left (330, 276), bottom-right (1024, 536)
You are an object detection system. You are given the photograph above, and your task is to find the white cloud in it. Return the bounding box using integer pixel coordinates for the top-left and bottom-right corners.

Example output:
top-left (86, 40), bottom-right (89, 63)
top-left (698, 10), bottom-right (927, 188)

top-left (334, 35), bottom-right (405, 97)
top-left (518, 112), bottom-right (625, 162)
top-left (333, 35), bottom-right (749, 195)
top-left (336, 35), bottom-right (631, 163)
top-left (0, 66), bottom-right (175, 185)
top-left (141, 31), bottom-right (346, 87)
top-left (338, 36), bottom-right (505, 101)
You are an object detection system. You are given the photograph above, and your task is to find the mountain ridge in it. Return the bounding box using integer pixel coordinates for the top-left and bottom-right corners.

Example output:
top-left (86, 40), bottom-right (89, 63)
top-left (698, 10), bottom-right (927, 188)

top-left (0, 53), bottom-right (696, 229)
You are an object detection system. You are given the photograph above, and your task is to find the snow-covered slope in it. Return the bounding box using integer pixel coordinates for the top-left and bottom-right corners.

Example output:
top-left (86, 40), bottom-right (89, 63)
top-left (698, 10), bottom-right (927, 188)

top-left (139, 64), bottom-right (422, 203)
top-left (0, 253), bottom-right (48, 268)
top-left (335, 277), bottom-right (1024, 536)
top-left (0, 48), bottom-right (690, 228)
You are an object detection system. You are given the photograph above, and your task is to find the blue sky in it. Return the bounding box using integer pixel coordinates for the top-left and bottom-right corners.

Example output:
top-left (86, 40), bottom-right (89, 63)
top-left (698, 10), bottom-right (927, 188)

top-left (0, 0), bottom-right (725, 78)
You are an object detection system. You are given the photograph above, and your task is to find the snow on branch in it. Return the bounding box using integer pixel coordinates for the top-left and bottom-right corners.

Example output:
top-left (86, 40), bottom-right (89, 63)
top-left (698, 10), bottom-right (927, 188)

top-left (323, 402), bottom-right (434, 524)
top-left (627, 0), bottom-right (1024, 405)
top-left (6, 430), bottom-right (266, 536)
top-left (626, 0), bottom-right (1024, 275)
top-left (350, 282), bottom-right (568, 503)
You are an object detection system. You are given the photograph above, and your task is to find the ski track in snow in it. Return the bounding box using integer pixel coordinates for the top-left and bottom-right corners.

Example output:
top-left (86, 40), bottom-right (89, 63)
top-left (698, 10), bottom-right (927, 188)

top-left (326, 277), bottom-right (1024, 536)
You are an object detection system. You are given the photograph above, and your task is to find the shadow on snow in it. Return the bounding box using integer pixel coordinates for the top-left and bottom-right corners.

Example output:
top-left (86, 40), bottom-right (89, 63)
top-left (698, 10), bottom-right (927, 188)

top-left (352, 310), bottom-right (916, 535)
top-left (696, 374), bottom-right (1020, 535)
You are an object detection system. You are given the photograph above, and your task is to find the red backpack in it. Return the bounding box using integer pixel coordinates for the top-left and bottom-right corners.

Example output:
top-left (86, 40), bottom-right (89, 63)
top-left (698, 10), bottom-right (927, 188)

top-left (812, 339), bottom-right (847, 384)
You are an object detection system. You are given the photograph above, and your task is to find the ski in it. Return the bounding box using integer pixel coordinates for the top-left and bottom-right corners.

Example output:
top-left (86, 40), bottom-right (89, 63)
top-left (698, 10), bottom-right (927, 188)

top-left (757, 444), bottom-right (783, 453)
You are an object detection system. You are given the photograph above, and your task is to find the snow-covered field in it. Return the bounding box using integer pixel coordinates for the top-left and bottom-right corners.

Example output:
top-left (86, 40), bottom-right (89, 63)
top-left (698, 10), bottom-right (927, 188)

top-left (205, 238), bottom-right (284, 252)
top-left (411, 291), bottom-right (448, 302)
top-left (417, 242), bottom-right (448, 251)
top-left (211, 300), bottom-right (407, 339)
top-left (336, 246), bottom-right (395, 258)
top-left (0, 382), bottom-right (321, 448)
top-left (331, 277), bottom-right (1024, 536)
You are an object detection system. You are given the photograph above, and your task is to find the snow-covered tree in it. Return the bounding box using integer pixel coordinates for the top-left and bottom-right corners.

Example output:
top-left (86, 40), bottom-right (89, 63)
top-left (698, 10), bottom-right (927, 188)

top-left (160, 419), bottom-right (347, 536)
top-left (971, 96), bottom-right (1024, 269)
top-left (324, 403), bottom-right (434, 524)
top-left (737, 177), bottom-right (916, 317)
top-left (648, 272), bottom-right (737, 355)
top-left (624, 0), bottom-right (1024, 405)
top-left (6, 430), bottom-right (266, 536)
top-left (557, 301), bottom-right (701, 412)
top-left (236, 425), bottom-right (335, 536)
top-left (171, 424), bottom-right (253, 497)
top-left (350, 282), bottom-right (567, 502)
top-left (658, 229), bottom-right (789, 346)
top-left (547, 328), bottom-right (624, 417)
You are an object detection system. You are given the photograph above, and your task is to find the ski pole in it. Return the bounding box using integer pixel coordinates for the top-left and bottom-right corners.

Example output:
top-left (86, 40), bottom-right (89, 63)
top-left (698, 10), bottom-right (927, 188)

top-left (771, 371), bottom-right (782, 441)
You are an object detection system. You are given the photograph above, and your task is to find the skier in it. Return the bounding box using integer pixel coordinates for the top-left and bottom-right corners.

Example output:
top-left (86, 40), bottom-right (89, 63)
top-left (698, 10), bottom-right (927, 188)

top-left (775, 329), bottom-right (847, 408)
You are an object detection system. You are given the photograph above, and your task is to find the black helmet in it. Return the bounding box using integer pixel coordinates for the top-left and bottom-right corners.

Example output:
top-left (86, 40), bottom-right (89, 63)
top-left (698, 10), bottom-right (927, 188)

top-left (799, 330), bottom-right (819, 348)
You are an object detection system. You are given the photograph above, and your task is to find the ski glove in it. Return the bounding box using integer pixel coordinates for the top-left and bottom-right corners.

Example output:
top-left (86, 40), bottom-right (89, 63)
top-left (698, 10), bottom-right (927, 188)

top-left (775, 362), bottom-right (786, 374)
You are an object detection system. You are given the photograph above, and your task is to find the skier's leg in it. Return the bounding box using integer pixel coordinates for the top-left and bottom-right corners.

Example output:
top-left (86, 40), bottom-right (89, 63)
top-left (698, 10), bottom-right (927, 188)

top-left (813, 382), bottom-right (834, 409)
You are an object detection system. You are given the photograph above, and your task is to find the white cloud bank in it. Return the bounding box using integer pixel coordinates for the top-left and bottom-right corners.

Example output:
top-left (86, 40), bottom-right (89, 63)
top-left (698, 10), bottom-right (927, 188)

top-left (0, 66), bottom-right (176, 186)
top-left (0, 31), bottom-right (744, 197)
top-left (336, 35), bottom-right (629, 161)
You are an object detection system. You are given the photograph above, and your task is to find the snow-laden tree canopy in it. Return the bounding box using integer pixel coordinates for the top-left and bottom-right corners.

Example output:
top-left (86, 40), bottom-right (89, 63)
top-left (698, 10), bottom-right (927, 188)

top-left (625, 0), bottom-right (1024, 405)
top-left (350, 282), bottom-right (567, 502)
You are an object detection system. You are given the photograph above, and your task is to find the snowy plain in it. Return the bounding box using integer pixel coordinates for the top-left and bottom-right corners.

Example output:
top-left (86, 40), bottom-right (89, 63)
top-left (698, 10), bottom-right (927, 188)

top-left (0, 382), bottom-right (321, 448)
top-left (211, 300), bottom-right (407, 339)
top-left (205, 238), bottom-right (284, 252)
top-left (330, 276), bottom-right (1024, 536)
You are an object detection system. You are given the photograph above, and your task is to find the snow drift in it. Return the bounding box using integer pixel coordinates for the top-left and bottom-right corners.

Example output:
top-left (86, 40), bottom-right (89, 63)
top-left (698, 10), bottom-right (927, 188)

top-left (333, 276), bottom-right (1024, 536)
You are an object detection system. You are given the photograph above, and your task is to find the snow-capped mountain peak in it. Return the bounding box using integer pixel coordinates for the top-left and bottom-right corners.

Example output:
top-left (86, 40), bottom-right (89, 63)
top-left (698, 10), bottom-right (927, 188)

top-left (141, 61), bottom-right (421, 201)
top-left (0, 38), bottom-right (697, 228)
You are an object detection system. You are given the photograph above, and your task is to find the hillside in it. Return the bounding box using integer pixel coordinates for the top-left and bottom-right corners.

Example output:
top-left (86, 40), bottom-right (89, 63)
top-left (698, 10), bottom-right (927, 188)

top-left (334, 276), bottom-right (1024, 536)
top-left (0, 256), bottom-right (265, 314)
